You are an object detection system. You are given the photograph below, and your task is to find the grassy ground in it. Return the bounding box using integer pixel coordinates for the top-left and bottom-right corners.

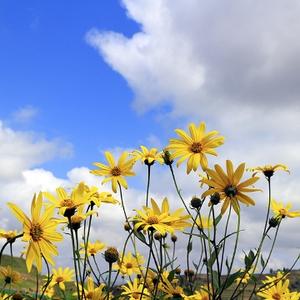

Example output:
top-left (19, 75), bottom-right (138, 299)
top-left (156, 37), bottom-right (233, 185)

top-left (0, 255), bottom-right (299, 299)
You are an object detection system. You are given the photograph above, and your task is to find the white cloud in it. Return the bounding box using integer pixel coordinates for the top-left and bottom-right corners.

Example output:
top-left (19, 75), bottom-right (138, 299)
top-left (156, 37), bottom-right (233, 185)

top-left (86, 0), bottom-right (300, 273)
top-left (12, 105), bottom-right (38, 123)
top-left (0, 121), bottom-right (73, 181)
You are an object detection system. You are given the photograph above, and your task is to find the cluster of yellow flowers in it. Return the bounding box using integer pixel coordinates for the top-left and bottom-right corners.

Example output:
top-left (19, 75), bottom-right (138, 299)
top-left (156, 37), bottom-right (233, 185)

top-left (0, 121), bottom-right (299, 300)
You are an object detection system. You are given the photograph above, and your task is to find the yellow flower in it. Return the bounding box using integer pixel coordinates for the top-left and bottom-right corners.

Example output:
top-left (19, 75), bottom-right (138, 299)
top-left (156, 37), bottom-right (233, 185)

top-left (80, 240), bottom-right (106, 257)
top-left (166, 122), bottom-right (225, 174)
top-left (114, 252), bottom-right (145, 276)
top-left (201, 160), bottom-right (261, 214)
top-left (257, 272), bottom-right (294, 299)
top-left (271, 199), bottom-right (300, 219)
top-left (0, 229), bottom-right (21, 242)
top-left (121, 278), bottom-right (150, 299)
top-left (42, 285), bottom-right (55, 298)
top-left (248, 164), bottom-right (289, 178)
top-left (132, 146), bottom-right (164, 165)
top-left (184, 286), bottom-right (210, 300)
top-left (0, 266), bottom-right (22, 284)
top-left (84, 185), bottom-right (119, 207)
top-left (7, 193), bottom-right (63, 272)
top-left (78, 277), bottom-right (107, 299)
top-left (133, 198), bottom-right (190, 235)
top-left (195, 215), bottom-right (212, 229)
top-left (0, 294), bottom-right (10, 300)
top-left (159, 273), bottom-right (185, 298)
top-left (51, 267), bottom-right (74, 291)
top-left (235, 268), bottom-right (254, 285)
top-left (44, 182), bottom-right (90, 217)
top-left (91, 151), bottom-right (135, 193)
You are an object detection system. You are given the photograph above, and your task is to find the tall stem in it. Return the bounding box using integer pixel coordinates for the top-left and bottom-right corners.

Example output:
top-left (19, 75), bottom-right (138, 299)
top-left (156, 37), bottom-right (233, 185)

top-left (68, 217), bottom-right (80, 300)
top-left (217, 211), bottom-right (240, 299)
top-left (145, 164), bottom-right (151, 207)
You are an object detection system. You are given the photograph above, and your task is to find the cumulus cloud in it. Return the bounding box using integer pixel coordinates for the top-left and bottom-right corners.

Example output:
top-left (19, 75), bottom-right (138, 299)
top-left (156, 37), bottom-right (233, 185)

top-left (0, 121), bottom-right (73, 181)
top-left (86, 0), bottom-right (300, 271)
top-left (87, 0), bottom-right (300, 115)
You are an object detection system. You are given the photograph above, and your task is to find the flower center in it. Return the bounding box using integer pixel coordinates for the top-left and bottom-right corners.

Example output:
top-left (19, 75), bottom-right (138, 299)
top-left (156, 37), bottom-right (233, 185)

top-left (263, 170), bottom-right (274, 178)
top-left (111, 167), bottom-right (122, 176)
top-left (224, 185), bottom-right (237, 198)
top-left (190, 142), bottom-right (202, 153)
top-left (30, 223), bottom-right (43, 241)
top-left (56, 276), bottom-right (64, 283)
top-left (125, 262), bottom-right (133, 269)
top-left (279, 208), bottom-right (287, 217)
top-left (86, 292), bottom-right (94, 299)
top-left (60, 198), bottom-right (75, 208)
top-left (132, 292), bottom-right (140, 299)
top-left (147, 215), bottom-right (159, 225)
top-left (272, 293), bottom-right (281, 300)
top-left (89, 248), bottom-right (97, 255)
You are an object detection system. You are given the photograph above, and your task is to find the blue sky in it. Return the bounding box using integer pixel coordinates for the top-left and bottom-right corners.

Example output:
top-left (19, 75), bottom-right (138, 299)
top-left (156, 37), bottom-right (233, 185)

top-left (0, 0), bottom-right (177, 177)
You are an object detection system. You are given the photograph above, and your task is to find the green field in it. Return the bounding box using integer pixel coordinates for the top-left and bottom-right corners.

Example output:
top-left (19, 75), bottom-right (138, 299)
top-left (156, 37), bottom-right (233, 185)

top-left (0, 255), bottom-right (299, 299)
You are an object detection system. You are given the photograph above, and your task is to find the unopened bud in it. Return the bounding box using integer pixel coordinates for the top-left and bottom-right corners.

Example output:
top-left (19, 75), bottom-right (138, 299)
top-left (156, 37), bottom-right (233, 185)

top-left (104, 247), bottom-right (119, 264)
top-left (190, 197), bottom-right (202, 209)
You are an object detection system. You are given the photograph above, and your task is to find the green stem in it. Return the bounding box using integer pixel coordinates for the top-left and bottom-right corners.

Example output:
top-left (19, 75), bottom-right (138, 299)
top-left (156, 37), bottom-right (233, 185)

top-left (106, 263), bottom-right (112, 300)
top-left (169, 165), bottom-right (196, 222)
top-left (75, 229), bottom-right (86, 300)
top-left (82, 204), bottom-right (94, 282)
top-left (146, 164), bottom-right (151, 207)
top-left (212, 206), bottom-right (222, 289)
top-left (140, 233), bottom-right (153, 298)
top-left (217, 211), bottom-right (240, 299)
top-left (68, 217), bottom-right (80, 300)
top-left (220, 206), bottom-right (231, 275)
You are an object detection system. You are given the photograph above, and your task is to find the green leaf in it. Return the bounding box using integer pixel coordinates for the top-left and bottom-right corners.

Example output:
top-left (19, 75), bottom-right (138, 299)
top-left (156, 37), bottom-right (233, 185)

top-left (244, 250), bottom-right (255, 269)
top-left (222, 270), bottom-right (243, 290)
top-left (211, 270), bottom-right (220, 290)
top-left (134, 231), bottom-right (146, 244)
top-left (214, 213), bottom-right (222, 226)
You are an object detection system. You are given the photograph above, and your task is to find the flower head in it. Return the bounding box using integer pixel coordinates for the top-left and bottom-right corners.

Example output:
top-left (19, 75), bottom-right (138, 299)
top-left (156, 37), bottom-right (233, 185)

top-left (91, 151), bottom-right (135, 193)
top-left (50, 267), bottom-right (74, 291)
top-left (166, 122), bottom-right (224, 174)
top-left (114, 252), bottom-right (145, 276)
top-left (80, 240), bottom-right (106, 257)
top-left (132, 146), bottom-right (164, 166)
top-left (0, 266), bottom-right (22, 284)
top-left (7, 193), bottom-right (63, 272)
top-left (248, 164), bottom-right (289, 178)
top-left (201, 160), bottom-right (261, 214)
top-left (196, 215), bottom-right (212, 229)
top-left (0, 229), bottom-right (21, 243)
top-left (132, 198), bottom-right (190, 235)
top-left (121, 278), bottom-right (150, 299)
top-left (271, 199), bottom-right (300, 219)
top-left (44, 182), bottom-right (91, 217)
top-left (256, 272), bottom-right (295, 299)
top-left (78, 277), bottom-right (107, 299)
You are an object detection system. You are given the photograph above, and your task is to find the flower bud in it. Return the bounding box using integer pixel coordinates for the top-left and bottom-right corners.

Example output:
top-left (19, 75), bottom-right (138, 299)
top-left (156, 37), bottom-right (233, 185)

top-left (210, 192), bottom-right (221, 205)
top-left (175, 268), bottom-right (181, 275)
top-left (269, 217), bottom-right (280, 228)
top-left (154, 232), bottom-right (162, 240)
top-left (124, 222), bottom-right (131, 231)
top-left (171, 234), bottom-right (177, 243)
top-left (162, 150), bottom-right (173, 166)
top-left (190, 197), bottom-right (202, 209)
top-left (104, 247), bottom-right (119, 264)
